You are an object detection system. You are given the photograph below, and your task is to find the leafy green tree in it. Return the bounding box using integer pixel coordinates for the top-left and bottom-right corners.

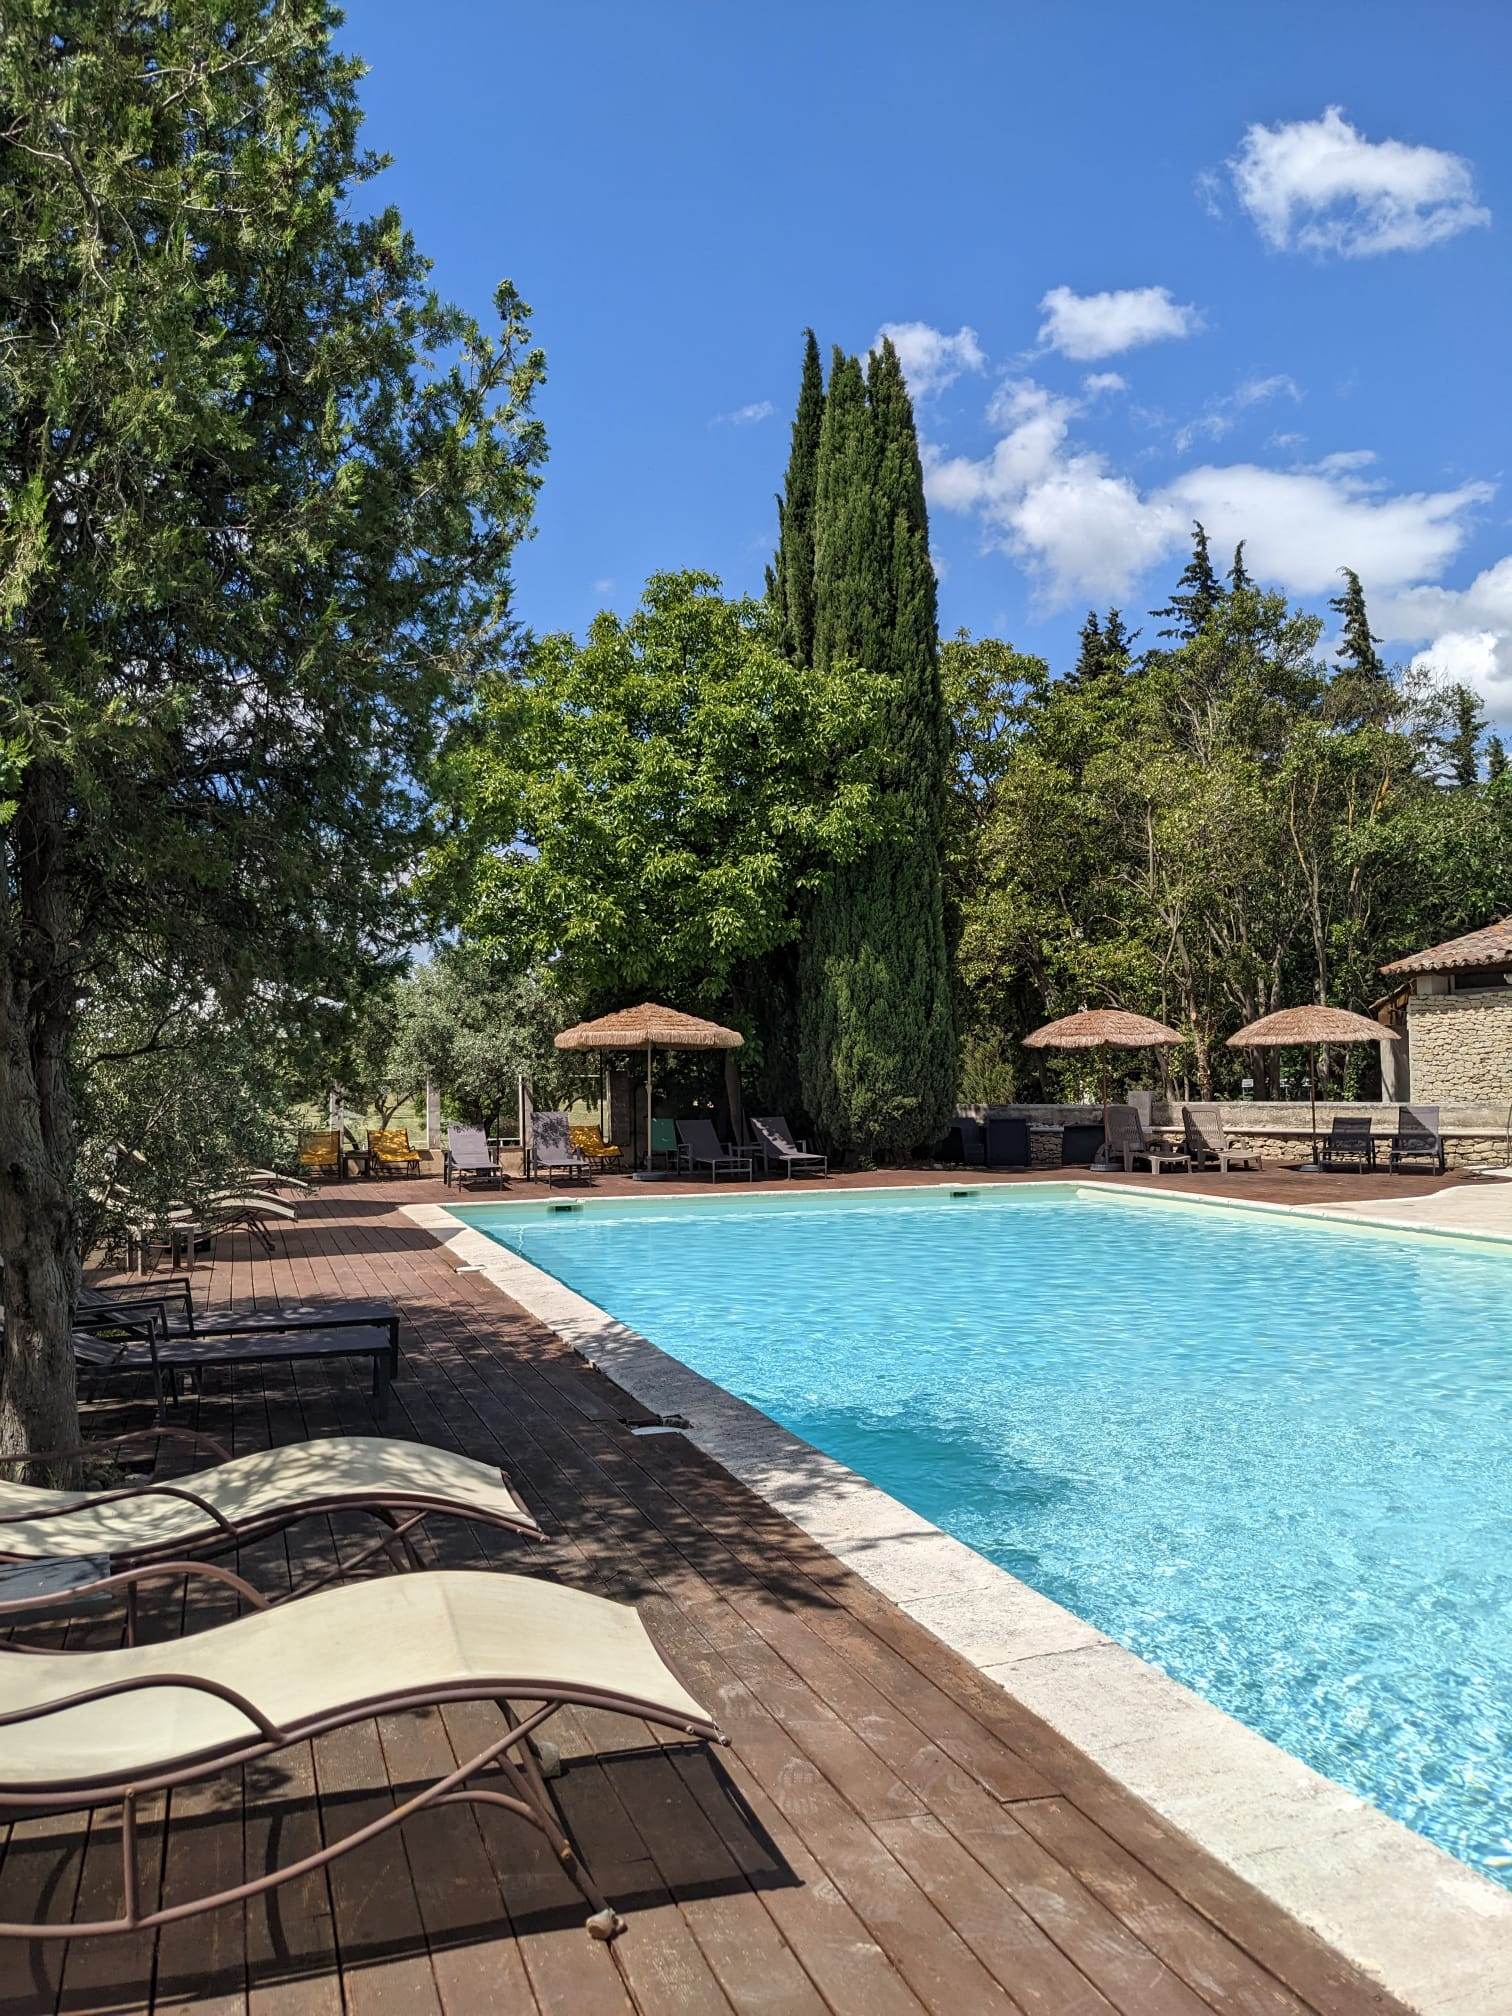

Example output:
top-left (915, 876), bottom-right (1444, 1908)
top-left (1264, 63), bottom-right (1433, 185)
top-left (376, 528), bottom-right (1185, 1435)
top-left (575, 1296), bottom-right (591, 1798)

top-left (0, 2), bottom-right (545, 1464)
top-left (797, 339), bottom-right (956, 1159)
top-left (428, 572), bottom-right (889, 1022)
top-left (769, 331), bottom-right (825, 665)
top-left (1441, 684), bottom-right (1487, 787)
top-left (387, 954), bottom-right (587, 1133)
top-left (1154, 522), bottom-right (1224, 639)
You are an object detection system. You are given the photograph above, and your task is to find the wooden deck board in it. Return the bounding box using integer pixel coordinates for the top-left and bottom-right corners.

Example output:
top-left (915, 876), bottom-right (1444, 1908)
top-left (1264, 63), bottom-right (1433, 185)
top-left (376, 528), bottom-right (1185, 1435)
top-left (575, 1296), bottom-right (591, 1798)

top-left (0, 1169), bottom-right (1435, 2016)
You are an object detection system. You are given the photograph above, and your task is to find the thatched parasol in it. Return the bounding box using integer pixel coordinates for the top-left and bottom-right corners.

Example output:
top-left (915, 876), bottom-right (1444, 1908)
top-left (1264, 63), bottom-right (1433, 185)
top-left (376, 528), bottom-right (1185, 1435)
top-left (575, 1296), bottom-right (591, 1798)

top-left (1022, 1008), bottom-right (1183, 1152)
top-left (554, 1002), bottom-right (743, 1168)
top-left (1226, 1005), bottom-right (1399, 1163)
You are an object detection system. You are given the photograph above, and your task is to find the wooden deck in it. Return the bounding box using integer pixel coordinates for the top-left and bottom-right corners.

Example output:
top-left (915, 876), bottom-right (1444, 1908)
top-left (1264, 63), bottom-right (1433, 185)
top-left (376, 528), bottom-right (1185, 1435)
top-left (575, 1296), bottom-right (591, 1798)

top-left (0, 1167), bottom-right (1433, 2016)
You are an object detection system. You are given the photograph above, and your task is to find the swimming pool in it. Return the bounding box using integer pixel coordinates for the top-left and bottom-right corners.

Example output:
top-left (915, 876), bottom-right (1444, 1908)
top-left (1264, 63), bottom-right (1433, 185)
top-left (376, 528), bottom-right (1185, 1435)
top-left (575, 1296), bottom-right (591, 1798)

top-left (454, 1184), bottom-right (1512, 1884)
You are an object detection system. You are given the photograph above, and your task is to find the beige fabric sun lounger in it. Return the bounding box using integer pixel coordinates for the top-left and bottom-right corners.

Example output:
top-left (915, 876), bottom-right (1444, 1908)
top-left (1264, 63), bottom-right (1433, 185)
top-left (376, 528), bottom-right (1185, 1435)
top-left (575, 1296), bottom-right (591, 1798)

top-left (0, 1570), bottom-right (723, 1943)
top-left (0, 1434), bottom-right (539, 1617)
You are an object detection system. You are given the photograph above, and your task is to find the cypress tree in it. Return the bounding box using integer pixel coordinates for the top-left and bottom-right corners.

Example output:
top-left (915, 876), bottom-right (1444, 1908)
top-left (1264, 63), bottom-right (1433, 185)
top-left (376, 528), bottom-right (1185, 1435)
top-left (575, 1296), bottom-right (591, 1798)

top-left (1154, 521), bottom-right (1224, 639)
top-left (1489, 734), bottom-right (1508, 782)
top-left (798, 338), bottom-right (956, 1160)
top-left (770, 330), bottom-right (825, 664)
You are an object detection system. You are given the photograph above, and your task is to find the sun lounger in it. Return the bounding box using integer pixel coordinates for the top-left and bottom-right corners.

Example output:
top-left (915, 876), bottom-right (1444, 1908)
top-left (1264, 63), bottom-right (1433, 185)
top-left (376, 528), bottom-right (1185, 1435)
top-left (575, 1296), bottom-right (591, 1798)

top-left (570, 1122), bottom-right (626, 1172)
top-left (67, 1310), bottom-right (397, 1421)
top-left (1182, 1104), bottom-right (1261, 1173)
top-left (77, 1282), bottom-right (399, 1367)
top-left (746, 1115), bottom-right (827, 1178)
top-left (443, 1125), bottom-right (507, 1189)
top-left (677, 1116), bottom-right (754, 1182)
top-left (0, 1569), bottom-right (722, 1943)
top-left (368, 1127), bottom-right (422, 1176)
top-left (1317, 1114), bottom-right (1376, 1170)
top-left (531, 1111), bottom-right (594, 1186)
top-left (1389, 1104), bottom-right (1446, 1174)
top-left (0, 1432), bottom-right (538, 1617)
top-left (1105, 1103), bottom-right (1191, 1175)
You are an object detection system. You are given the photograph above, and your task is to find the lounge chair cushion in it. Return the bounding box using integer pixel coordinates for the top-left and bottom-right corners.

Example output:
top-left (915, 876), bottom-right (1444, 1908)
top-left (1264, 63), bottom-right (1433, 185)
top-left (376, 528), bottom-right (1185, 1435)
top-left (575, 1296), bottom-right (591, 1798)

top-left (0, 1436), bottom-right (537, 1561)
top-left (0, 1570), bottom-right (712, 1787)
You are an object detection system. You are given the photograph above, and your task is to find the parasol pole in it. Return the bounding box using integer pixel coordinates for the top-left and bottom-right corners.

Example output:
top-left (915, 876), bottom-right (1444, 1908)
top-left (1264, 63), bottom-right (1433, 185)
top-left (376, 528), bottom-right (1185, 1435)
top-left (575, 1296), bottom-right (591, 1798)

top-left (1100, 1045), bottom-right (1112, 1163)
top-left (645, 1038), bottom-right (654, 1171)
top-left (1308, 1042), bottom-right (1318, 1166)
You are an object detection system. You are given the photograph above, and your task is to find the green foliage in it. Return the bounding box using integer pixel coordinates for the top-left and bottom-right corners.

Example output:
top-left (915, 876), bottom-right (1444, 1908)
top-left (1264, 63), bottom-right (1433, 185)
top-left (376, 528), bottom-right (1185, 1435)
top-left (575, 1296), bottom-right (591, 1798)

top-left (428, 572), bottom-right (890, 1015)
top-left (950, 553), bottom-right (1512, 1104)
top-left (1154, 522), bottom-right (1224, 640)
top-left (386, 953), bottom-right (588, 1130)
top-left (796, 337), bottom-right (956, 1159)
top-left (0, 1), bottom-right (545, 1454)
top-left (1441, 684), bottom-right (1487, 787)
top-left (770, 330), bottom-right (824, 665)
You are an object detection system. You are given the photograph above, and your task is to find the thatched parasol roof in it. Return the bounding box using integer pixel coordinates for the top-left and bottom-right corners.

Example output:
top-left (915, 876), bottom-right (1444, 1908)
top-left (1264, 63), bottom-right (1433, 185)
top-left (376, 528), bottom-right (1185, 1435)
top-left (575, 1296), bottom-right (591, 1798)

top-left (1023, 1009), bottom-right (1183, 1052)
top-left (554, 1001), bottom-right (743, 1053)
top-left (1227, 1006), bottom-right (1398, 1048)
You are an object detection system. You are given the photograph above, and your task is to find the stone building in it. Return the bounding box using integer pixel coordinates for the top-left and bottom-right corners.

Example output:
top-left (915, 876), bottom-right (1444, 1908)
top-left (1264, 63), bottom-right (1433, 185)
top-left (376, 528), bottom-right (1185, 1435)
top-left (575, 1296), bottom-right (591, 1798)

top-left (1377, 918), bottom-right (1512, 1103)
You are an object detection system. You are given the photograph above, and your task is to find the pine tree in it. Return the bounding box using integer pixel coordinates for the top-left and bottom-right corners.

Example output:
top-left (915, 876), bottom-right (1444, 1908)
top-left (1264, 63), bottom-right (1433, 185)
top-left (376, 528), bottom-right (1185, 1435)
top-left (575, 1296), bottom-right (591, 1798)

top-left (798, 338), bottom-right (956, 1160)
top-left (1228, 541), bottom-right (1252, 594)
top-left (1154, 522), bottom-right (1224, 639)
top-left (1443, 684), bottom-right (1486, 787)
top-left (1329, 567), bottom-right (1384, 679)
top-left (770, 331), bottom-right (825, 664)
top-left (1489, 735), bottom-right (1508, 781)
top-left (1067, 609), bottom-right (1103, 685)
top-left (1101, 608), bottom-right (1138, 673)
top-left (1327, 567), bottom-right (1393, 727)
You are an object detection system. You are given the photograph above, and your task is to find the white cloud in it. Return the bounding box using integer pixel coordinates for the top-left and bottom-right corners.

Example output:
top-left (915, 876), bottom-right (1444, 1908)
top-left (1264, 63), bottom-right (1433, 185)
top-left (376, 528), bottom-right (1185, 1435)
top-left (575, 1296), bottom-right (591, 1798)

top-left (1228, 106), bottom-right (1490, 257)
top-left (1081, 371), bottom-right (1127, 397)
top-left (1037, 284), bottom-right (1202, 361)
top-left (711, 399), bottom-right (775, 427)
top-left (1166, 463), bottom-right (1488, 597)
top-left (1377, 556), bottom-right (1512, 715)
top-left (1174, 372), bottom-right (1301, 453)
top-left (591, 576), bottom-right (616, 595)
top-left (873, 321), bottom-right (985, 399)
top-left (926, 373), bottom-right (1490, 608)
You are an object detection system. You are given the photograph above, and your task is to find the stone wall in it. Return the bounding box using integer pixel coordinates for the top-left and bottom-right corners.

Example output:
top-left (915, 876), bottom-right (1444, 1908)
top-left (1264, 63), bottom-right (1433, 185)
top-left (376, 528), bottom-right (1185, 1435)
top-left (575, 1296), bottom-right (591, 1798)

top-left (958, 1097), bottom-right (1510, 1169)
top-left (1405, 990), bottom-right (1512, 1104)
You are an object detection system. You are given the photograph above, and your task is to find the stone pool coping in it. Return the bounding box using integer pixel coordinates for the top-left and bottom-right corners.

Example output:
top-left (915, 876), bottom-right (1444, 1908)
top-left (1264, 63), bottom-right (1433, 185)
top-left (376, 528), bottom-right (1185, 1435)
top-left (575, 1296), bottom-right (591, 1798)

top-left (402, 1181), bottom-right (1512, 2016)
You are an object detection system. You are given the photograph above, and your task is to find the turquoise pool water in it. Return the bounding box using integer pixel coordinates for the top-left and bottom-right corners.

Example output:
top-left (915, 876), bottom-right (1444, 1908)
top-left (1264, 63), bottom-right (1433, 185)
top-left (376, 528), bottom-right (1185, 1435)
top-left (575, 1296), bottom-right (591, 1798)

top-left (455, 1184), bottom-right (1512, 1882)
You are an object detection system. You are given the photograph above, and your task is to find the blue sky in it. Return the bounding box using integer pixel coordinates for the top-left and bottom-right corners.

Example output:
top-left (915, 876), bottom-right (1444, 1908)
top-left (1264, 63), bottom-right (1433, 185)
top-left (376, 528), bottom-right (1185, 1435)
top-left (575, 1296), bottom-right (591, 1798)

top-left (347, 0), bottom-right (1512, 718)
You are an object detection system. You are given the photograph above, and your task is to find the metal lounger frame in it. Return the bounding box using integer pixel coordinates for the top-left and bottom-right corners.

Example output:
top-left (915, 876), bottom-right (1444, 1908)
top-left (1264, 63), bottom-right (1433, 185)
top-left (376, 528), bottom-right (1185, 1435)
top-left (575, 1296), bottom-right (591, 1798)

top-left (0, 1563), bottom-right (726, 1944)
top-left (0, 1429), bottom-right (537, 1623)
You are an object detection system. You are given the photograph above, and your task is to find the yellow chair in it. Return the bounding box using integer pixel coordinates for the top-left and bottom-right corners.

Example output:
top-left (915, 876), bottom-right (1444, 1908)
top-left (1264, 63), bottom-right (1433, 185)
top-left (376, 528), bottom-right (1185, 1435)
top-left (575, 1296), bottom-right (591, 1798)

top-left (296, 1129), bottom-right (342, 1180)
top-left (367, 1128), bottom-right (422, 1176)
top-left (569, 1124), bottom-right (625, 1171)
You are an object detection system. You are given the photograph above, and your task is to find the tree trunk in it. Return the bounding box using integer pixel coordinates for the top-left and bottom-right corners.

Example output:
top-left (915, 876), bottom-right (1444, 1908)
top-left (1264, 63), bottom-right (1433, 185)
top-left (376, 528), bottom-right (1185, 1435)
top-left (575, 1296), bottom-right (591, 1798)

top-left (0, 766), bottom-right (82, 1483)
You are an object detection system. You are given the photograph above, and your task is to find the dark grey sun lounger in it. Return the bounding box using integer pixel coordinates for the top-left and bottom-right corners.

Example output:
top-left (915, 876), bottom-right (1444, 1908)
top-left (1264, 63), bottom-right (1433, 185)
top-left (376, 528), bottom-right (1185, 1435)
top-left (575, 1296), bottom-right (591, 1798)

top-left (68, 1310), bottom-right (397, 1421)
top-left (676, 1116), bottom-right (754, 1182)
top-left (747, 1115), bottom-right (827, 1178)
top-left (443, 1125), bottom-right (507, 1189)
top-left (1389, 1104), bottom-right (1446, 1174)
top-left (0, 1570), bottom-right (723, 1945)
top-left (530, 1111), bottom-right (594, 1186)
top-left (1317, 1114), bottom-right (1377, 1170)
